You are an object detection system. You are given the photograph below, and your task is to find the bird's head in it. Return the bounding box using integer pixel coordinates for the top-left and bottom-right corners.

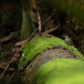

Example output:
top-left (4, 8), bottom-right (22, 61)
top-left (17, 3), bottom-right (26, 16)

top-left (63, 35), bottom-right (69, 39)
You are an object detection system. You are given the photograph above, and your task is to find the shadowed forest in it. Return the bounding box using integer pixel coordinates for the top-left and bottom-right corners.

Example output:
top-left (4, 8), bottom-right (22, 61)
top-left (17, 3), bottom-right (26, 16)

top-left (0, 0), bottom-right (84, 84)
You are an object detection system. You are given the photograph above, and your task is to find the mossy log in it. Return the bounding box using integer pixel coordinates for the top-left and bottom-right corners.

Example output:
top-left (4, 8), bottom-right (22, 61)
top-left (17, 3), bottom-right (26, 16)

top-left (18, 35), bottom-right (84, 84)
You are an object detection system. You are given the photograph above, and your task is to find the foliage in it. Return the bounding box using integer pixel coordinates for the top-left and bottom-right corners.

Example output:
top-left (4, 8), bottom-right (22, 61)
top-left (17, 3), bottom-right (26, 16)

top-left (18, 35), bottom-right (84, 71)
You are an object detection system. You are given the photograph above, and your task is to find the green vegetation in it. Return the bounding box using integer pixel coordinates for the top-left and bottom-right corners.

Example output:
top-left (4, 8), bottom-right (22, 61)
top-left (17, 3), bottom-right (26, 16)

top-left (18, 35), bottom-right (84, 70)
top-left (33, 58), bottom-right (84, 84)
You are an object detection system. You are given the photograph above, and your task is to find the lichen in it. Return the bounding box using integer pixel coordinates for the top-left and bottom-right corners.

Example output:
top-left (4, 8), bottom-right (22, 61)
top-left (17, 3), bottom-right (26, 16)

top-left (18, 35), bottom-right (84, 70)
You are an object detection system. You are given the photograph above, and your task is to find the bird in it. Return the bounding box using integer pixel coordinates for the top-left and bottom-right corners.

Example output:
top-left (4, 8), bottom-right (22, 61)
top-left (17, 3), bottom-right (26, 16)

top-left (63, 35), bottom-right (75, 47)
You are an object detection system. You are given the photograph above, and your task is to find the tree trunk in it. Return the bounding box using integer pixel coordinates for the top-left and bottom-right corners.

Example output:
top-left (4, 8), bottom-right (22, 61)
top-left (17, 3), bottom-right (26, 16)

top-left (21, 0), bottom-right (33, 39)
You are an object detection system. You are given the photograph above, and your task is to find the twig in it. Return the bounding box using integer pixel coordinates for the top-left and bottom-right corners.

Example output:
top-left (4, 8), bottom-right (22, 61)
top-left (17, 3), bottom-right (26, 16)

top-left (35, 0), bottom-right (42, 36)
top-left (42, 12), bottom-right (56, 26)
top-left (42, 26), bottom-right (58, 35)
top-left (68, 28), bottom-right (77, 38)
top-left (1, 63), bottom-right (7, 66)
top-left (0, 51), bottom-right (18, 79)
top-left (0, 65), bottom-right (15, 71)
top-left (7, 72), bottom-right (15, 84)
top-left (45, 20), bottom-right (50, 31)
top-left (15, 12), bottom-right (56, 48)
top-left (37, 10), bottom-right (42, 36)
top-left (15, 29), bottom-right (38, 48)
top-left (32, 26), bottom-right (58, 40)
top-left (0, 32), bottom-right (14, 43)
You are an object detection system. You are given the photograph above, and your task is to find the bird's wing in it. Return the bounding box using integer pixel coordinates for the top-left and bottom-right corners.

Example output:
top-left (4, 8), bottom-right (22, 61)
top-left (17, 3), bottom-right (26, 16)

top-left (68, 37), bottom-right (76, 47)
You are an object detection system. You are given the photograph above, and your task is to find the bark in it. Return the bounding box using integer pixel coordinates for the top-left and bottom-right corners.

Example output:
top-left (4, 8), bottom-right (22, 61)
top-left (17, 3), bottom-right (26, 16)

top-left (21, 0), bottom-right (33, 39)
top-left (22, 47), bottom-right (78, 84)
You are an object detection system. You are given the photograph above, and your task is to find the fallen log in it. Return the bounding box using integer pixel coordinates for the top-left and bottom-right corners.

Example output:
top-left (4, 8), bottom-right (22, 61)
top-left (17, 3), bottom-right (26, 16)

top-left (17, 35), bottom-right (84, 84)
top-left (1, 35), bottom-right (83, 84)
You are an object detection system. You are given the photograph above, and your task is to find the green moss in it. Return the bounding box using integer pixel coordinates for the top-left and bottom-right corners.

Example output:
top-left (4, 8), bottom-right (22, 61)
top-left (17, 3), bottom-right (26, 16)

top-left (18, 35), bottom-right (84, 70)
top-left (34, 58), bottom-right (84, 84)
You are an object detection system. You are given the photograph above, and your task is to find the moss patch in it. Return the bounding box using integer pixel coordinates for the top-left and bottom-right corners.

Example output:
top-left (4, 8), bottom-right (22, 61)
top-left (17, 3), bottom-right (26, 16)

top-left (18, 35), bottom-right (84, 70)
top-left (34, 58), bottom-right (84, 84)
